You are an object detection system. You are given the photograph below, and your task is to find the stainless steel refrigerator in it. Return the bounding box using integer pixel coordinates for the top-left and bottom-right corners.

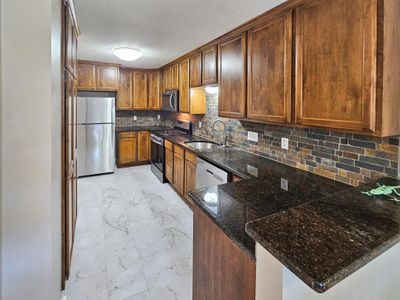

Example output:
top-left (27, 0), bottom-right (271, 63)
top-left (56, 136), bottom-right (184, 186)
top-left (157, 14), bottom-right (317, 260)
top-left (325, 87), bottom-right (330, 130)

top-left (77, 92), bottom-right (115, 177)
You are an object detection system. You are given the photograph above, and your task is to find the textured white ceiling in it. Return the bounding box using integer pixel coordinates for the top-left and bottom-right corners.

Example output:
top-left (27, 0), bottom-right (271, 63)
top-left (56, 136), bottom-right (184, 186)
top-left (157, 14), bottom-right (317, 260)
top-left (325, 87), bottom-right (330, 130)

top-left (75, 0), bottom-right (286, 68)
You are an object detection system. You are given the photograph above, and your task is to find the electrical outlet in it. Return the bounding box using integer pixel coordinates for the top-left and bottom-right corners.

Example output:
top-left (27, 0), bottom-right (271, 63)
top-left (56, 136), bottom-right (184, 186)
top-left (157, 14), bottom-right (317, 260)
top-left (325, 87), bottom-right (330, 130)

top-left (199, 121), bottom-right (202, 128)
top-left (157, 114), bottom-right (160, 120)
top-left (133, 115), bottom-right (137, 121)
top-left (247, 131), bottom-right (258, 142)
top-left (281, 137), bottom-right (289, 150)
top-left (281, 178), bottom-right (289, 191)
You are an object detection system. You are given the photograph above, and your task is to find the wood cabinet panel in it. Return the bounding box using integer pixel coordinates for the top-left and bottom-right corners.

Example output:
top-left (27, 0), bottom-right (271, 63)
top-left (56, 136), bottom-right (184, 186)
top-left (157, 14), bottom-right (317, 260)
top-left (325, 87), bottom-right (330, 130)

top-left (165, 140), bottom-right (173, 151)
top-left (295, 0), bottom-right (377, 132)
top-left (165, 148), bottom-right (174, 183)
top-left (202, 46), bottom-right (218, 85)
top-left (117, 132), bottom-right (137, 166)
top-left (193, 206), bottom-right (256, 300)
top-left (184, 160), bottom-right (196, 204)
top-left (132, 71), bottom-right (148, 109)
top-left (185, 151), bottom-right (197, 165)
top-left (174, 145), bottom-right (185, 157)
top-left (170, 64), bottom-right (179, 90)
top-left (65, 8), bottom-right (78, 78)
top-left (96, 64), bottom-right (119, 91)
top-left (137, 131), bottom-right (150, 162)
top-left (190, 52), bottom-right (202, 87)
top-left (179, 58), bottom-right (190, 113)
top-left (173, 152), bottom-right (185, 194)
top-left (117, 69), bottom-right (132, 110)
top-left (148, 71), bottom-right (160, 110)
top-left (218, 32), bottom-right (247, 119)
top-left (247, 12), bottom-right (292, 124)
top-left (77, 62), bottom-right (96, 90)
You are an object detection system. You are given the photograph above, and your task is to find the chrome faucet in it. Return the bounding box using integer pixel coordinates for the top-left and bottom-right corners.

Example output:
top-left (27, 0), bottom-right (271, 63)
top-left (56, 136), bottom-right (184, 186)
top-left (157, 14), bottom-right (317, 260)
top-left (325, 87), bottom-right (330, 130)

top-left (212, 119), bottom-right (228, 147)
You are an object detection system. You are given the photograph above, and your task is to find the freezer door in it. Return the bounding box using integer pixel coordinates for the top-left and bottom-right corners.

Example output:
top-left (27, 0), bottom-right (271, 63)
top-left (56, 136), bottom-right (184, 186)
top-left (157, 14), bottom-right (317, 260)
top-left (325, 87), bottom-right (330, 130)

top-left (77, 97), bottom-right (115, 124)
top-left (77, 124), bottom-right (115, 177)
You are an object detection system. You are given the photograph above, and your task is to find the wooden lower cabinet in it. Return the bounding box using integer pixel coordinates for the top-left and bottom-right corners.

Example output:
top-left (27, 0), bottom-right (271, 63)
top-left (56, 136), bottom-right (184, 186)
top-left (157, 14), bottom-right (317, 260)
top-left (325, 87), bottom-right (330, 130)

top-left (165, 142), bottom-right (174, 183)
top-left (117, 131), bottom-right (150, 167)
top-left (137, 131), bottom-right (150, 162)
top-left (184, 151), bottom-right (197, 204)
top-left (193, 205), bottom-right (256, 300)
top-left (173, 146), bottom-right (185, 194)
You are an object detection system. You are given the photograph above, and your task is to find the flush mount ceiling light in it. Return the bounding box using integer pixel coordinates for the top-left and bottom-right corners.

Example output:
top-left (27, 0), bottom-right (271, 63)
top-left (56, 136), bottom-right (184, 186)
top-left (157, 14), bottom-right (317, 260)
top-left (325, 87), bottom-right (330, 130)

top-left (112, 47), bottom-right (142, 61)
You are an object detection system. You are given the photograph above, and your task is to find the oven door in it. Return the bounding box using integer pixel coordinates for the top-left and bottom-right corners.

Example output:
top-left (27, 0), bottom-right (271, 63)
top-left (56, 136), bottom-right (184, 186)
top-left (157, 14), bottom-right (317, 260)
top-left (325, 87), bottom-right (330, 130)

top-left (150, 135), bottom-right (164, 173)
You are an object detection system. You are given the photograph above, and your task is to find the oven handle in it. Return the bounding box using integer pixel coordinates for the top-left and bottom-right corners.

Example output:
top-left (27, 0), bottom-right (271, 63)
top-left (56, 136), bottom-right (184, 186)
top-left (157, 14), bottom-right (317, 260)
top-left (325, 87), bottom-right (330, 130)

top-left (150, 136), bottom-right (164, 146)
top-left (169, 94), bottom-right (174, 109)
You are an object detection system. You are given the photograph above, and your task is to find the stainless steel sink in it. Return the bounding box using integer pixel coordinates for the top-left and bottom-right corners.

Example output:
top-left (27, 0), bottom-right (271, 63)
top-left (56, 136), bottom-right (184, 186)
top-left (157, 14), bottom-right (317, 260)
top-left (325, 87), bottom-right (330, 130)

top-left (185, 141), bottom-right (221, 150)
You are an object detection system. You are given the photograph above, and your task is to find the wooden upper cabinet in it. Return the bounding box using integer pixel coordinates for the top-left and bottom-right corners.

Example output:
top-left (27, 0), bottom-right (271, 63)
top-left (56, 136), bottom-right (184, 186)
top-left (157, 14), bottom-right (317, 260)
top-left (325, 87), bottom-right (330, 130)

top-left (117, 69), bottom-right (132, 110)
top-left (247, 11), bottom-right (292, 124)
top-left (137, 131), bottom-right (150, 161)
top-left (96, 64), bottom-right (119, 91)
top-left (179, 58), bottom-right (190, 113)
top-left (78, 62), bottom-right (96, 90)
top-left (218, 32), bottom-right (247, 119)
top-left (190, 52), bottom-right (202, 87)
top-left (65, 7), bottom-right (78, 78)
top-left (132, 71), bottom-right (148, 109)
top-left (295, 0), bottom-right (377, 132)
top-left (148, 71), bottom-right (160, 110)
top-left (202, 46), bottom-right (218, 85)
top-left (169, 64), bottom-right (179, 90)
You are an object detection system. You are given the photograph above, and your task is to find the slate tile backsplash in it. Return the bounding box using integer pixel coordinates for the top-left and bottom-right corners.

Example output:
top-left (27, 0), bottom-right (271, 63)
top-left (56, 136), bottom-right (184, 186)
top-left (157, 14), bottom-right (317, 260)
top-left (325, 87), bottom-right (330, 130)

top-left (169, 92), bottom-right (399, 186)
top-left (116, 110), bottom-right (164, 127)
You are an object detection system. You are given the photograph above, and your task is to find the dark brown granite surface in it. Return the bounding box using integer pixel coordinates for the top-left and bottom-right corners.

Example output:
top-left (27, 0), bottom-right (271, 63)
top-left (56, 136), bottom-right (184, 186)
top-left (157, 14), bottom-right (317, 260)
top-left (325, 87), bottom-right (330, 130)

top-left (245, 177), bottom-right (400, 293)
top-left (174, 133), bottom-right (400, 293)
top-left (115, 126), bottom-right (168, 132)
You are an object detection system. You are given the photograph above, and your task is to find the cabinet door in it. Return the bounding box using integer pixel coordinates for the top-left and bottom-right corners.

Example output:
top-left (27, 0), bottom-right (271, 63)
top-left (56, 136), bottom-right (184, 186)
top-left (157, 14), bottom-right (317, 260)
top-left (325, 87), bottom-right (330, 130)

top-left (190, 52), bottom-right (202, 87)
top-left (170, 64), bottom-right (179, 90)
top-left (118, 132), bottom-right (137, 165)
top-left (193, 206), bottom-right (256, 300)
top-left (247, 12), bottom-right (292, 124)
top-left (179, 58), bottom-right (190, 113)
top-left (132, 71), bottom-right (148, 109)
top-left (148, 71), bottom-right (160, 110)
top-left (78, 62), bottom-right (96, 90)
top-left (295, 0), bottom-right (377, 132)
top-left (173, 152), bottom-right (185, 194)
top-left (163, 68), bottom-right (171, 91)
top-left (137, 131), bottom-right (150, 162)
top-left (202, 46), bottom-right (218, 85)
top-left (218, 32), bottom-right (247, 119)
top-left (117, 69), bottom-right (132, 110)
top-left (96, 64), bottom-right (119, 91)
top-left (184, 160), bottom-right (196, 203)
top-left (165, 148), bottom-right (174, 183)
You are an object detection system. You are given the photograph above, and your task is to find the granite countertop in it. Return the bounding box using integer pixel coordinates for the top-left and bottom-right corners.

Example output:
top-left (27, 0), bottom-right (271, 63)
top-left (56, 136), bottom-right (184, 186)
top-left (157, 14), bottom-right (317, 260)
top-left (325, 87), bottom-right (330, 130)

top-left (172, 134), bottom-right (400, 293)
top-left (115, 126), bottom-right (169, 132)
top-left (245, 177), bottom-right (400, 293)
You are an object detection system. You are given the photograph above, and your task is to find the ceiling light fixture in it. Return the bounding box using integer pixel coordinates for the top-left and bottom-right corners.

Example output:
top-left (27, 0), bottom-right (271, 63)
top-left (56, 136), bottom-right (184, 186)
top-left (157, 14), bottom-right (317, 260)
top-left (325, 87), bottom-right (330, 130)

top-left (112, 47), bottom-right (142, 61)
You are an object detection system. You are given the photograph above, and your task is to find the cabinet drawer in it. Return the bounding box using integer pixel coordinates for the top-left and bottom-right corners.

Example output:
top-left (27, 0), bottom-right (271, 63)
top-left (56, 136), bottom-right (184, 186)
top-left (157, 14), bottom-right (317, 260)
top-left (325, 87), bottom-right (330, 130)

top-left (185, 151), bottom-right (197, 165)
top-left (174, 145), bottom-right (184, 157)
top-left (165, 148), bottom-right (174, 166)
top-left (119, 131), bottom-right (136, 139)
top-left (165, 140), bottom-right (173, 151)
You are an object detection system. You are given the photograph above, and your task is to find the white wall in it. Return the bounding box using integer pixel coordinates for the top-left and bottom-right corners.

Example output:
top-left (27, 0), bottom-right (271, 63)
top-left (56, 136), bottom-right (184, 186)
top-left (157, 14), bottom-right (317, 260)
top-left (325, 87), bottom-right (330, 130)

top-left (1, 0), bottom-right (62, 299)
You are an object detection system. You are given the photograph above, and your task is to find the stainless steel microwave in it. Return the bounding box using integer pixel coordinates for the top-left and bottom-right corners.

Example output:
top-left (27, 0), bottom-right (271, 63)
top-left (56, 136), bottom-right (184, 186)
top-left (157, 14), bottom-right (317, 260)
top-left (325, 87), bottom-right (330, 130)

top-left (161, 90), bottom-right (179, 112)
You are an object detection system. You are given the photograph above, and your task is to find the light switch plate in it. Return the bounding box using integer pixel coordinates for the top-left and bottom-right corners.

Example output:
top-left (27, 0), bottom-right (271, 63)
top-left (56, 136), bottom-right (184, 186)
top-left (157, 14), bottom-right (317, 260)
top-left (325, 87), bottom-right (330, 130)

top-left (281, 178), bottom-right (289, 191)
top-left (281, 137), bottom-right (289, 150)
top-left (157, 114), bottom-right (160, 120)
top-left (247, 164), bottom-right (258, 177)
top-left (133, 115), bottom-right (137, 121)
top-left (199, 121), bottom-right (203, 128)
top-left (247, 131), bottom-right (258, 142)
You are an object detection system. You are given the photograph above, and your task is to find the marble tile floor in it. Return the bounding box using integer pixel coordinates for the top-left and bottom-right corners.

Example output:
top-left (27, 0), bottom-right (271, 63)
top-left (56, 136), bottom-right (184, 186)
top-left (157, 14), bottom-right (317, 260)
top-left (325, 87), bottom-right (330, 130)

top-left (65, 166), bottom-right (193, 300)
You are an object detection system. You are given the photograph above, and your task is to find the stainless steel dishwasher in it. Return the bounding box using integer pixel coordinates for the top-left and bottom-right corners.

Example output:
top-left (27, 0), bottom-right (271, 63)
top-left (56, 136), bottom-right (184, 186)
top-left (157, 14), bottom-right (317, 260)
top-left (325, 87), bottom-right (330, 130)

top-left (196, 157), bottom-right (228, 189)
